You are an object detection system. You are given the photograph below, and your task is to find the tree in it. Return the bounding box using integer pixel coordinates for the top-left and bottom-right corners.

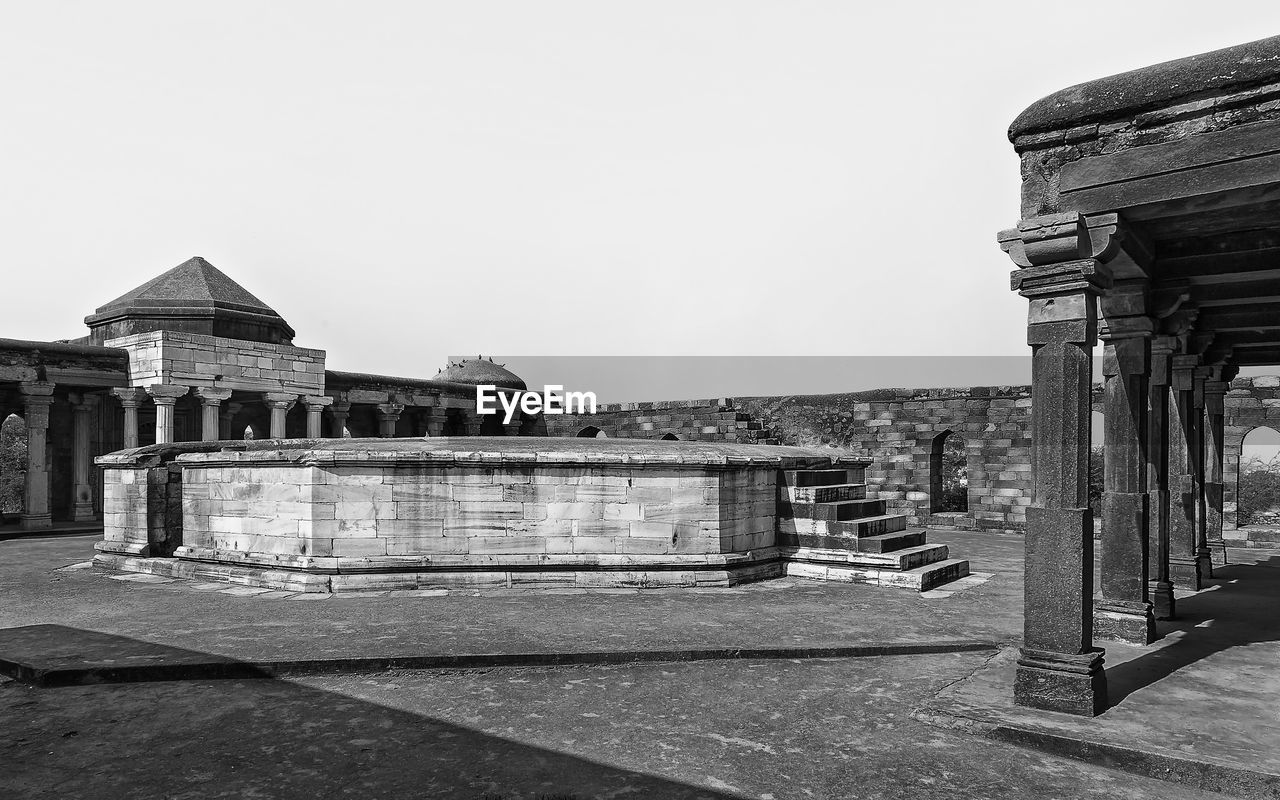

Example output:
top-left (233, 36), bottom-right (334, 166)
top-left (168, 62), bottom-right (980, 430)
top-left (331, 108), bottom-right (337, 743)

top-left (1238, 453), bottom-right (1280, 525)
top-left (0, 414), bottom-right (27, 515)
top-left (938, 434), bottom-right (968, 512)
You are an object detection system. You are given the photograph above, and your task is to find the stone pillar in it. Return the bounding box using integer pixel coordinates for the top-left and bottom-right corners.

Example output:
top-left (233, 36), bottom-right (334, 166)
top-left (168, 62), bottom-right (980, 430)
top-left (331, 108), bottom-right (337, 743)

top-left (264, 393), bottom-right (297, 439)
top-left (1204, 375), bottom-right (1230, 566)
top-left (19, 382), bottom-right (55, 530)
top-left (1008, 214), bottom-right (1110, 717)
top-left (425, 411), bottom-right (445, 438)
top-left (193, 387), bottom-right (234, 442)
top-left (111, 387), bottom-right (146, 450)
top-left (1147, 338), bottom-right (1175, 620)
top-left (329, 400), bottom-right (351, 438)
top-left (302, 395), bottom-right (333, 438)
top-left (1094, 295), bottom-right (1155, 645)
top-left (1168, 356), bottom-right (1204, 590)
top-left (146, 385), bottom-right (189, 445)
top-left (376, 403), bottom-right (404, 438)
top-left (1192, 367), bottom-right (1211, 577)
top-left (69, 393), bottom-right (100, 522)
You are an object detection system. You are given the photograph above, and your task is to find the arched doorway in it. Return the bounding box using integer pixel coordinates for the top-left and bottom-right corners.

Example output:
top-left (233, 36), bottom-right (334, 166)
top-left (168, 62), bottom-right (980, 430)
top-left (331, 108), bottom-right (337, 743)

top-left (0, 413), bottom-right (27, 523)
top-left (1238, 426), bottom-right (1280, 527)
top-left (930, 430), bottom-right (967, 513)
top-left (660, 433), bottom-right (680, 441)
top-left (577, 426), bottom-right (607, 438)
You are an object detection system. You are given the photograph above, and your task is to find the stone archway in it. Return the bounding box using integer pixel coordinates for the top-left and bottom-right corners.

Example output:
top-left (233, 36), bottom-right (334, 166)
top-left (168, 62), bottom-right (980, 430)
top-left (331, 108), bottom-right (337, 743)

top-left (577, 426), bottom-right (606, 438)
top-left (1236, 425), bottom-right (1280, 528)
top-left (929, 430), bottom-right (967, 513)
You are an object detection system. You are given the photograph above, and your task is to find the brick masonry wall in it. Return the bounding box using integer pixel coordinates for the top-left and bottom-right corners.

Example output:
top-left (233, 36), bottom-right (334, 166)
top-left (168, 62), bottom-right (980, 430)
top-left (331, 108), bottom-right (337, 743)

top-left (107, 330), bottom-right (326, 394)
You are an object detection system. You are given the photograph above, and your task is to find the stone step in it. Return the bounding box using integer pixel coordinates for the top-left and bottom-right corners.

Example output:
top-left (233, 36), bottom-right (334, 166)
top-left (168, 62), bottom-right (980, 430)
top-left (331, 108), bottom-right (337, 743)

top-left (856, 543), bottom-right (949, 570)
top-left (784, 469), bottom-right (852, 487)
top-left (786, 498), bottom-right (886, 522)
top-left (885, 558), bottom-right (971, 591)
top-left (786, 483), bottom-right (867, 504)
top-left (832, 514), bottom-right (909, 537)
top-left (856, 529), bottom-right (927, 553)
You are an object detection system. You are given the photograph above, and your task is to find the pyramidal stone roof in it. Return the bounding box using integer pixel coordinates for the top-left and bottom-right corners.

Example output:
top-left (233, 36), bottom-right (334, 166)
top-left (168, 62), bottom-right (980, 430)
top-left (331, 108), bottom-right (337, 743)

top-left (85, 256), bottom-right (296, 345)
top-left (95, 256), bottom-right (279, 315)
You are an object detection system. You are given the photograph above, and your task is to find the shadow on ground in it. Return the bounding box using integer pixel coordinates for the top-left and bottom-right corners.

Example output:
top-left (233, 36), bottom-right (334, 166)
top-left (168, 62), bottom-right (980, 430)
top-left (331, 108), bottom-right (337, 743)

top-left (1107, 554), bottom-right (1280, 706)
top-left (1, 640), bottom-right (740, 800)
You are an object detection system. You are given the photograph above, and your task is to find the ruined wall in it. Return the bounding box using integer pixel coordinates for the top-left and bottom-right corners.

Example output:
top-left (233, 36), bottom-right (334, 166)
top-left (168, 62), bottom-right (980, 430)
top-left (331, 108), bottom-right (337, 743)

top-left (742, 388), bottom-right (1034, 532)
top-left (543, 399), bottom-right (778, 445)
top-left (553, 388), bottom-right (1036, 533)
top-left (1223, 376), bottom-right (1280, 529)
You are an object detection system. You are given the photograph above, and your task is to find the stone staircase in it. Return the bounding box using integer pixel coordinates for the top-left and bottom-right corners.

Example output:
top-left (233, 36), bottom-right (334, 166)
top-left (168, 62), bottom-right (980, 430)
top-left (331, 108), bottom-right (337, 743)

top-left (777, 464), bottom-right (970, 591)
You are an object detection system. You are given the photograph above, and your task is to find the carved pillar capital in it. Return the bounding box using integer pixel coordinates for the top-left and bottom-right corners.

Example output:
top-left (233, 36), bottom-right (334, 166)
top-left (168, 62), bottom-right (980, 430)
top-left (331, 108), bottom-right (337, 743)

top-left (146, 384), bottom-right (190, 406)
top-left (263, 392), bottom-right (298, 410)
top-left (111, 386), bottom-right (146, 408)
top-left (193, 387), bottom-right (234, 405)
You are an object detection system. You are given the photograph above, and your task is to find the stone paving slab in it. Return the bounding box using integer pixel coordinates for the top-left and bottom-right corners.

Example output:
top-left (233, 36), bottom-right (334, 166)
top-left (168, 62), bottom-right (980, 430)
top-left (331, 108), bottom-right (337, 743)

top-left (1, 655), bottom-right (1229, 800)
top-left (0, 531), bottom-right (1025, 668)
top-left (917, 548), bottom-right (1280, 798)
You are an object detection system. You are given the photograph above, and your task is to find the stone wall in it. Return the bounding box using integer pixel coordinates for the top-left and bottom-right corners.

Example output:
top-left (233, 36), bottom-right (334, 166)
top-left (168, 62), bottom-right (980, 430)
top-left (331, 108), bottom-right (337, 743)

top-left (107, 330), bottom-right (326, 394)
top-left (543, 399), bottom-right (777, 444)
top-left (743, 388), bottom-right (1035, 532)
top-left (1224, 376), bottom-right (1280, 528)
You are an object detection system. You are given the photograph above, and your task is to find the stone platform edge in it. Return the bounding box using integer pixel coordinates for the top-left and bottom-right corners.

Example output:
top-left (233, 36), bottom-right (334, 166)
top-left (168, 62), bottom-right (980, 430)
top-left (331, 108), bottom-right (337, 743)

top-left (916, 689), bottom-right (1280, 799)
top-left (1, 639), bottom-right (1000, 688)
top-left (95, 436), bottom-right (873, 472)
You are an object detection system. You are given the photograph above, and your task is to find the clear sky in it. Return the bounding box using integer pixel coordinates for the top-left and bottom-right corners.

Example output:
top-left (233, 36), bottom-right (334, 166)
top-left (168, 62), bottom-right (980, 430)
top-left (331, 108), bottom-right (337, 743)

top-left (5, 2), bottom-right (1280, 396)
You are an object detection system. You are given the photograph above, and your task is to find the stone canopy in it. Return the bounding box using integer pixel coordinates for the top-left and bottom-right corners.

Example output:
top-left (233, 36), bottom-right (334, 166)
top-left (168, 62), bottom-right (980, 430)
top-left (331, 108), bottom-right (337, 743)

top-left (84, 256), bottom-right (296, 346)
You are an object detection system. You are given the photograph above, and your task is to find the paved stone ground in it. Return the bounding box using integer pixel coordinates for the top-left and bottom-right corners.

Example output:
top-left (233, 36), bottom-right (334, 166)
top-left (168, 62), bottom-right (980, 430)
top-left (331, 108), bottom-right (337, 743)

top-left (0, 530), bottom-right (1253, 799)
top-left (0, 532), bottom-right (1019, 663)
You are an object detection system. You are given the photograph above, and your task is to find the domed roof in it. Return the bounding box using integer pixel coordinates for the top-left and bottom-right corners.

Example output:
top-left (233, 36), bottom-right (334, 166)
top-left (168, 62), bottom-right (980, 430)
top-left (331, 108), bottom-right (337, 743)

top-left (434, 357), bottom-right (526, 390)
top-left (84, 256), bottom-right (295, 345)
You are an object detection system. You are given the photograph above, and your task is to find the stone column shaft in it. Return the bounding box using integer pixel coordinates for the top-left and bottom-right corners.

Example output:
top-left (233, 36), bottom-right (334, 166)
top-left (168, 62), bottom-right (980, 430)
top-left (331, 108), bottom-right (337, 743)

top-left (1204, 379), bottom-right (1229, 566)
top-left (302, 395), bottom-right (334, 439)
top-left (70, 394), bottom-right (99, 522)
top-left (194, 387), bottom-right (234, 442)
top-left (329, 401), bottom-right (351, 438)
top-left (1009, 227), bottom-right (1110, 717)
top-left (264, 393), bottom-right (298, 439)
top-left (1147, 339), bottom-right (1175, 620)
top-left (376, 403), bottom-right (404, 438)
top-left (19, 382), bottom-right (55, 530)
top-left (146, 385), bottom-right (189, 445)
top-left (111, 387), bottom-right (145, 450)
top-left (1168, 356), bottom-right (1204, 590)
top-left (1095, 326), bottom-right (1155, 645)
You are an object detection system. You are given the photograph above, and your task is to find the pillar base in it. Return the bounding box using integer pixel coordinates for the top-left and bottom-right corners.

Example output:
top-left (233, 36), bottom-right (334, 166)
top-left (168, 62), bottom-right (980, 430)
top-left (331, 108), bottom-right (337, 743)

top-left (20, 513), bottom-right (52, 530)
top-left (1169, 556), bottom-right (1205, 591)
top-left (1150, 580), bottom-right (1176, 620)
top-left (1014, 648), bottom-right (1108, 717)
top-left (72, 502), bottom-right (97, 523)
top-left (1206, 540), bottom-right (1228, 567)
top-left (1093, 600), bottom-right (1157, 645)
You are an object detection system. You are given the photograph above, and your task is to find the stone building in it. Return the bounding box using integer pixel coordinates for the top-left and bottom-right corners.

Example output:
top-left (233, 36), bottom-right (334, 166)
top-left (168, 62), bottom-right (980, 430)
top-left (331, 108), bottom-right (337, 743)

top-left (999, 35), bottom-right (1280, 716)
top-left (0, 256), bottom-right (529, 531)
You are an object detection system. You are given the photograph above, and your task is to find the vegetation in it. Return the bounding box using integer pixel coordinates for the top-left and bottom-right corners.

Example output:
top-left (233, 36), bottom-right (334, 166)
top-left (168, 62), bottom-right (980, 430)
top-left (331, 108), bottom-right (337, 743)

top-left (1239, 453), bottom-right (1280, 525)
top-left (1090, 446), bottom-right (1104, 519)
top-left (938, 434), bottom-right (968, 512)
top-left (0, 414), bottom-right (26, 515)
